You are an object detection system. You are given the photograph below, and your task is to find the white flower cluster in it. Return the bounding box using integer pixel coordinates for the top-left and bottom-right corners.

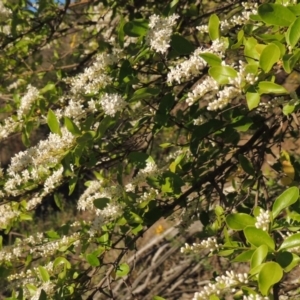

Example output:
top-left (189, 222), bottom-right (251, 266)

top-left (186, 77), bottom-right (219, 106)
top-left (181, 237), bottom-right (220, 254)
top-left (257, 96), bottom-right (285, 113)
top-left (255, 209), bottom-right (271, 231)
top-left (146, 14), bottom-right (179, 54)
top-left (77, 180), bottom-right (103, 211)
top-left (30, 232), bottom-right (80, 257)
top-left (189, 60), bottom-right (257, 111)
top-left (99, 93), bottom-right (127, 116)
top-left (78, 180), bottom-right (124, 228)
top-left (138, 188), bottom-right (159, 203)
top-left (30, 281), bottom-right (55, 300)
top-left (0, 203), bottom-right (20, 230)
top-left (197, 3), bottom-right (258, 34)
top-left (5, 128), bottom-right (75, 196)
top-left (0, 1), bottom-right (11, 19)
top-left (243, 294), bottom-right (269, 300)
top-left (0, 117), bottom-right (20, 141)
top-left (125, 161), bottom-right (160, 192)
top-left (168, 39), bottom-right (227, 84)
top-left (230, 60), bottom-right (258, 88)
top-left (193, 271), bottom-right (248, 300)
top-left (69, 53), bottom-right (117, 95)
top-left (207, 86), bottom-right (242, 111)
top-left (17, 84), bottom-right (40, 119)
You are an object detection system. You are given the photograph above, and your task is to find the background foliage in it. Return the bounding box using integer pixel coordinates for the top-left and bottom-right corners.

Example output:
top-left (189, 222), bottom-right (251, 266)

top-left (2, 0), bottom-right (300, 299)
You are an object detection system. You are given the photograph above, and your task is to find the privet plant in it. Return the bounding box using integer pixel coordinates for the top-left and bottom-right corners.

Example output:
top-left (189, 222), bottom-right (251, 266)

top-left (2, 0), bottom-right (300, 299)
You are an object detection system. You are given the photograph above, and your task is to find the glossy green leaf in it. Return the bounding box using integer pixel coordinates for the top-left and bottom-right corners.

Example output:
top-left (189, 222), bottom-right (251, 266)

top-left (208, 14), bottom-right (220, 41)
top-left (226, 213), bottom-right (256, 230)
top-left (244, 37), bottom-right (260, 64)
top-left (124, 19), bottom-right (148, 37)
top-left (199, 53), bottom-right (222, 66)
top-left (287, 4), bottom-right (300, 16)
top-left (272, 187), bottom-right (299, 219)
top-left (246, 92), bottom-right (260, 110)
top-left (258, 262), bottom-right (283, 296)
top-left (116, 263), bottom-right (130, 277)
top-left (94, 198), bottom-right (110, 210)
top-left (238, 154), bottom-right (255, 176)
top-left (259, 43), bottom-right (280, 73)
top-left (86, 253), bottom-right (100, 267)
top-left (258, 3), bottom-right (296, 26)
top-left (170, 34), bottom-right (194, 55)
top-left (47, 109), bottom-right (61, 135)
top-left (131, 87), bottom-right (160, 101)
top-left (64, 117), bottom-right (81, 136)
top-left (251, 245), bottom-right (268, 269)
top-left (279, 233), bottom-right (300, 250)
top-left (233, 249), bottom-right (255, 262)
top-left (38, 266), bottom-right (50, 282)
top-left (244, 226), bottom-right (275, 250)
top-left (258, 82), bottom-right (288, 95)
top-left (231, 29), bottom-right (244, 50)
top-left (209, 65), bottom-right (238, 84)
top-left (283, 103), bottom-right (295, 115)
top-left (153, 297), bottom-right (166, 300)
top-left (277, 252), bottom-right (300, 272)
top-left (286, 17), bottom-right (300, 47)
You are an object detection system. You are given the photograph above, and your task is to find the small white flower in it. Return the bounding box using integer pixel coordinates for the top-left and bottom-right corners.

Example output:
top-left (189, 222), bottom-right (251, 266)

top-left (255, 209), bottom-right (271, 231)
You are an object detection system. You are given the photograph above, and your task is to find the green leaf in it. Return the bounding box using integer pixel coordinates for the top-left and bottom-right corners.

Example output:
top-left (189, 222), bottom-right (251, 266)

top-left (258, 82), bottom-right (288, 95)
top-left (251, 245), bottom-right (268, 269)
top-left (209, 66), bottom-right (238, 84)
top-left (54, 193), bottom-right (63, 211)
top-left (199, 53), bottom-right (222, 66)
top-left (53, 257), bottom-right (71, 269)
top-left (277, 252), bottom-right (300, 272)
top-left (86, 253), bottom-right (100, 267)
top-left (38, 266), bottom-right (50, 282)
top-left (259, 44), bottom-right (280, 73)
top-left (131, 87), bottom-right (160, 101)
top-left (161, 172), bottom-right (184, 195)
top-left (47, 109), bottom-right (61, 135)
top-left (38, 289), bottom-right (47, 300)
top-left (233, 250), bottom-right (255, 262)
top-left (276, 251), bottom-right (293, 269)
top-left (287, 4), bottom-right (300, 16)
top-left (40, 83), bottom-right (55, 94)
top-left (128, 152), bottom-right (150, 168)
top-left (258, 262), bottom-right (283, 296)
top-left (95, 115), bottom-right (115, 141)
top-left (226, 213), bottom-right (256, 230)
top-left (272, 187), bottom-right (299, 219)
top-left (283, 103), bottom-right (295, 115)
top-left (258, 3), bottom-right (296, 26)
top-left (116, 263), bottom-right (130, 277)
top-left (64, 117), bottom-right (81, 136)
top-left (286, 17), bottom-right (300, 47)
top-left (153, 297), bottom-right (166, 300)
top-left (231, 29), bottom-right (244, 50)
top-left (170, 34), bottom-right (194, 55)
top-left (208, 14), bottom-right (220, 41)
top-left (238, 154), bottom-right (255, 176)
top-left (246, 92), bottom-right (260, 110)
top-left (244, 226), bottom-right (275, 250)
top-left (244, 37), bottom-right (260, 64)
top-left (124, 19), bottom-right (148, 37)
top-left (94, 198), bottom-right (110, 210)
top-left (279, 233), bottom-right (300, 250)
